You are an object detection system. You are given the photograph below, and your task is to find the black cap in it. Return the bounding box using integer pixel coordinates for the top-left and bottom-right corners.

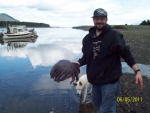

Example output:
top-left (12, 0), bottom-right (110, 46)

top-left (92, 8), bottom-right (107, 18)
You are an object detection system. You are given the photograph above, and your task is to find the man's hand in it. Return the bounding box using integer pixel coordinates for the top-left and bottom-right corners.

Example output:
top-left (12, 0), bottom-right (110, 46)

top-left (132, 64), bottom-right (143, 92)
top-left (135, 71), bottom-right (143, 92)
top-left (72, 62), bottom-right (80, 66)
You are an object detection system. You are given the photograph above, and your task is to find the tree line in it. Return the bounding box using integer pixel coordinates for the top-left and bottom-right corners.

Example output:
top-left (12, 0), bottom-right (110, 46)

top-left (0, 21), bottom-right (50, 27)
top-left (140, 20), bottom-right (150, 25)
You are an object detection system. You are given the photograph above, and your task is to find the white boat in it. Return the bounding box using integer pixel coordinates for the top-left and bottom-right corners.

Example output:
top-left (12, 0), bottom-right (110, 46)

top-left (0, 25), bottom-right (38, 43)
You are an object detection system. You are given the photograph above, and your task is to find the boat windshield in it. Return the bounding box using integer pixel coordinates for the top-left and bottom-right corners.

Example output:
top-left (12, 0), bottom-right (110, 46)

top-left (18, 29), bottom-right (23, 32)
top-left (13, 28), bottom-right (17, 33)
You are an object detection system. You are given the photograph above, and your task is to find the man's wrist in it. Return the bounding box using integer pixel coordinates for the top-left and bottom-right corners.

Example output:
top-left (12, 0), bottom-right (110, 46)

top-left (134, 69), bottom-right (141, 75)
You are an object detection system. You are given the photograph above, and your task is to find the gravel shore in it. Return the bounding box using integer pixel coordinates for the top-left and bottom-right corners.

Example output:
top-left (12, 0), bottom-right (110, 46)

top-left (117, 25), bottom-right (150, 65)
top-left (117, 73), bottom-right (150, 113)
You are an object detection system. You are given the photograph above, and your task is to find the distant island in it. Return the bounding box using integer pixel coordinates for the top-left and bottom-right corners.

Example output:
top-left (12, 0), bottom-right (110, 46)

top-left (0, 21), bottom-right (50, 28)
top-left (72, 25), bottom-right (129, 31)
top-left (72, 25), bottom-right (92, 31)
top-left (0, 13), bottom-right (50, 28)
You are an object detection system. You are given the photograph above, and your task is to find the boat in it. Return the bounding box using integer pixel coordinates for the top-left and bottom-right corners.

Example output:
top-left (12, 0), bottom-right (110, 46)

top-left (0, 25), bottom-right (38, 43)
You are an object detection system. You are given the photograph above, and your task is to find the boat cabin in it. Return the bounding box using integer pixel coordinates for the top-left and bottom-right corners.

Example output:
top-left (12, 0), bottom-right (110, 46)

top-left (7, 26), bottom-right (28, 34)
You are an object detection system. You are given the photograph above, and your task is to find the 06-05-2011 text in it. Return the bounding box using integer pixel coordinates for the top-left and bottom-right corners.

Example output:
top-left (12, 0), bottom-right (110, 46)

top-left (117, 97), bottom-right (142, 103)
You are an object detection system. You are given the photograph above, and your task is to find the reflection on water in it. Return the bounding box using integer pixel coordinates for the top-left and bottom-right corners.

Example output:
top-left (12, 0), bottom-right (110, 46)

top-left (122, 62), bottom-right (150, 77)
top-left (0, 28), bottom-right (149, 113)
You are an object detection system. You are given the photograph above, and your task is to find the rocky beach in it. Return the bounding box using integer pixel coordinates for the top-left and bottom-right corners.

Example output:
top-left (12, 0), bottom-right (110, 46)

top-left (116, 25), bottom-right (150, 113)
top-left (74, 25), bottom-right (150, 113)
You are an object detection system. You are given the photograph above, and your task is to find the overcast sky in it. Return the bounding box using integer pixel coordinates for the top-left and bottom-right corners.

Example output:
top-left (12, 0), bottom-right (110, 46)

top-left (0, 0), bottom-right (150, 27)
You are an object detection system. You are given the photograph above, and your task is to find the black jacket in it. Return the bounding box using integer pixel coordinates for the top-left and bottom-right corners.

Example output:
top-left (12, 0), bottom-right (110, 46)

top-left (78, 24), bottom-right (136, 85)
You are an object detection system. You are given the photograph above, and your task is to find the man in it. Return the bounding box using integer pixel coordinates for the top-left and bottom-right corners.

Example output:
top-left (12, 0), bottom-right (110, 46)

top-left (76, 8), bottom-right (143, 113)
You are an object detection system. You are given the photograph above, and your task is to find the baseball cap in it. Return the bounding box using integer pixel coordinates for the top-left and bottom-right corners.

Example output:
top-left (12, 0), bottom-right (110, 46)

top-left (92, 8), bottom-right (107, 18)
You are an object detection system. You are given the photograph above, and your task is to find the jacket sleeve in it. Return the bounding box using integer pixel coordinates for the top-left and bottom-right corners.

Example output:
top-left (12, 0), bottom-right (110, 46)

top-left (112, 32), bottom-right (136, 67)
top-left (78, 36), bottom-right (87, 67)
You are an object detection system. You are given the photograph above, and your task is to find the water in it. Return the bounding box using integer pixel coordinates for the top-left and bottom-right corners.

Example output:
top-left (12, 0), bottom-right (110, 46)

top-left (0, 28), bottom-right (149, 113)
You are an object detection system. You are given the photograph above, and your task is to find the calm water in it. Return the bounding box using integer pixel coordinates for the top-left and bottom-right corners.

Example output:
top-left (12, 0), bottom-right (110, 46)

top-left (0, 28), bottom-right (149, 113)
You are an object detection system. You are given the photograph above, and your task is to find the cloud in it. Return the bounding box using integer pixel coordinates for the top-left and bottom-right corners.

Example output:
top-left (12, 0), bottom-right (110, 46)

top-left (0, 43), bottom-right (81, 68)
top-left (0, 0), bottom-right (150, 26)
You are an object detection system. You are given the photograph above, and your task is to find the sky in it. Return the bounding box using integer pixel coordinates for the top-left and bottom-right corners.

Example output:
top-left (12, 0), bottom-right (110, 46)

top-left (0, 0), bottom-right (150, 27)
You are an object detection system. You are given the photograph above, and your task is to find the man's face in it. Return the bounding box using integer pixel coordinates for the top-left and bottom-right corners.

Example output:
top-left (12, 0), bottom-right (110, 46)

top-left (93, 16), bottom-right (107, 31)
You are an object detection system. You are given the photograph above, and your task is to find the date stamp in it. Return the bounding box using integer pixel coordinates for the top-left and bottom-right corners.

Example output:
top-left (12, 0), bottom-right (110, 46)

top-left (117, 97), bottom-right (142, 103)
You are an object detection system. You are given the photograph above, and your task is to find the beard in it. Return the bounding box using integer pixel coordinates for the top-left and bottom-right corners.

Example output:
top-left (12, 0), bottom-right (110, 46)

top-left (95, 23), bottom-right (106, 31)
